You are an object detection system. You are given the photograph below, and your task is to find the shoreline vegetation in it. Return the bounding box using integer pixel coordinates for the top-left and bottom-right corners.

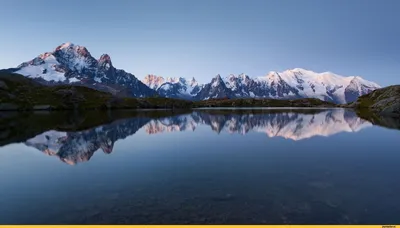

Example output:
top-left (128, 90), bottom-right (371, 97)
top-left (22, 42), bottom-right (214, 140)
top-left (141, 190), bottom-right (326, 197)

top-left (0, 72), bottom-right (399, 117)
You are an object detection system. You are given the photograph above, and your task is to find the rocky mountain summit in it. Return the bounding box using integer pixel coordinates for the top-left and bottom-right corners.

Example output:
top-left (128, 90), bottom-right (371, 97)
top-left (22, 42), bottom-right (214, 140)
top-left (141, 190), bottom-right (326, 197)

top-left (8, 42), bottom-right (155, 97)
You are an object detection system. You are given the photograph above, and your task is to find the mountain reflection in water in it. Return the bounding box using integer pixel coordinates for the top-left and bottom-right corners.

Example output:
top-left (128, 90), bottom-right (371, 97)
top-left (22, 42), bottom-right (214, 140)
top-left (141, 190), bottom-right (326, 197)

top-left (1, 108), bottom-right (400, 225)
top-left (23, 109), bottom-right (372, 165)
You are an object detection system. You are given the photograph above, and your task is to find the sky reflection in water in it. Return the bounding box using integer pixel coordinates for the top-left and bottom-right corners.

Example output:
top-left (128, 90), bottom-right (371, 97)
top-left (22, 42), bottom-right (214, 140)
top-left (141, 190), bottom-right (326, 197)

top-left (0, 109), bottom-right (399, 224)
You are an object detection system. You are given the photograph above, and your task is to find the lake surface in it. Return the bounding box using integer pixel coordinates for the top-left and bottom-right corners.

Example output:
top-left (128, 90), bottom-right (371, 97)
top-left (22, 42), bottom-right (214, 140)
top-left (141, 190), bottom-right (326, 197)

top-left (0, 108), bottom-right (399, 224)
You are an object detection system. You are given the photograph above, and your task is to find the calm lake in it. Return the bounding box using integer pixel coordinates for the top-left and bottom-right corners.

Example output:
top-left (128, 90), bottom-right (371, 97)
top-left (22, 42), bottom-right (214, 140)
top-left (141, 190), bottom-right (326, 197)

top-left (0, 108), bottom-right (399, 224)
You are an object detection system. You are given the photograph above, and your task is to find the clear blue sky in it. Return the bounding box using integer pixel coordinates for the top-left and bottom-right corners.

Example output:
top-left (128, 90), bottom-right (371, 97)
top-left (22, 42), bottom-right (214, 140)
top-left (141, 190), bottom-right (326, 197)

top-left (0, 0), bottom-right (399, 86)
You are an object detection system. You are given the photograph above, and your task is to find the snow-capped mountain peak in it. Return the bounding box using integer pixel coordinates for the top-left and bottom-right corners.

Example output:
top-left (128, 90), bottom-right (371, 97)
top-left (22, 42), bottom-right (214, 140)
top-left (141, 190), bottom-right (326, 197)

top-left (165, 77), bottom-right (178, 83)
top-left (212, 74), bottom-right (224, 87)
top-left (99, 54), bottom-right (112, 63)
top-left (98, 54), bottom-right (113, 70)
top-left (264, 71), bottom-right (283, 85)
top-left (11, 42), bottom-right (156, 97)
top-left (142, 74), bottom-right (165, 90)
top-left (189, 77), bottom-right (198, 87)
top-left (141, 74), bottom-right (203, 99)
top-left (238, 73), bottom-right (249, 80)
top-left (194, 74), bottom-right (233, 100)
top-left (55, 42), bottom-right (74, 50)
top-left (54, 42), bottom-right (92, 60)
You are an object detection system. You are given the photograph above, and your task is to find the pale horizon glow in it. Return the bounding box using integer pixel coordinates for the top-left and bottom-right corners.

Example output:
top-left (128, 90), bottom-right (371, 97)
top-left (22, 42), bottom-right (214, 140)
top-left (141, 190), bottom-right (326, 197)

top-left (0, 0), bottom-right (399, 86)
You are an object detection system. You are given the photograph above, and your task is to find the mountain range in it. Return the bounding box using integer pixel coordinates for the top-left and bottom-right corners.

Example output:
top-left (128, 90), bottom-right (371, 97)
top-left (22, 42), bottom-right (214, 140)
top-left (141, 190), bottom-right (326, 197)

top-left (5, 42), bottom-right (380, 103)
top-left (25, 109), bottom-right (371, 165)
top-left (142, 71), bottom-right (380, 103)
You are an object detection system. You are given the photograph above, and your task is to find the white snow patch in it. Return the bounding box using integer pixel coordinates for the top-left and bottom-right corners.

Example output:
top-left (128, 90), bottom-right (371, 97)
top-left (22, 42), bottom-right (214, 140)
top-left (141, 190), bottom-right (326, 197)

top-left (16, 55), bottom-right (66, 82)
top-left (94, 77), bottom-right (102, 83)
top-left (69, 77), bottom-right (80, 83)
top-left (25, 130), bottom-right (67, 154)
top-left (212, 79), bottom-right (220, 87)
top-left (73, 57), bottom-right (89, 72)
top-left (160, 83), bottom-right (171, 90)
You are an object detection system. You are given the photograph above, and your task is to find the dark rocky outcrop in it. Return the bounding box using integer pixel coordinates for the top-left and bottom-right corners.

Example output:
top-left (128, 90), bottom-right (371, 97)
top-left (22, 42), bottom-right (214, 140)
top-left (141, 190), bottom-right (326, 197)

top-left (348, 85), bottom-right (400, 117)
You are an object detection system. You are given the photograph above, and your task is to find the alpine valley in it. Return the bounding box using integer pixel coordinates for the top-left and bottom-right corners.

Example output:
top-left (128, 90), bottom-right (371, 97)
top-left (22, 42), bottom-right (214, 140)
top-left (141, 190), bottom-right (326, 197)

top-left (5, 42), bottom-right (381, 104)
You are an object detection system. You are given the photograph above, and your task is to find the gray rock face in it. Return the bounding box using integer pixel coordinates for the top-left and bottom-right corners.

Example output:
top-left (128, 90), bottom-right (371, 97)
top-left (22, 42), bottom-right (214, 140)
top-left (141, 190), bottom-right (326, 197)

top-left (0, 80), bottom-right (8, 90)
top-left (380, 104), bottom-right (400, 117)
top-left (194, 75), bottom-right (234, 100)
top-left (157, 83), bottom-right (187, 99)
top-left (344, 77), bottom-right (378, 103)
